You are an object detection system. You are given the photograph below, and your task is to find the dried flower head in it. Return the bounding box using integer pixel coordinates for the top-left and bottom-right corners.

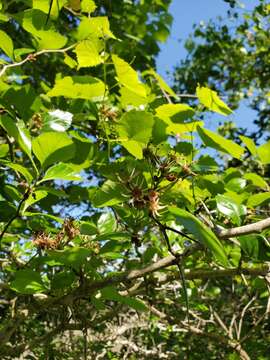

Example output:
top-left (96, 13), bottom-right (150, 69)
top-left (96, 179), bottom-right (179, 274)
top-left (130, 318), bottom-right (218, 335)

top-left (148, 190), bottom-right (165, 217)
top-left (63, 218), bottom-right (80, 240)
top-left (32, 232), bottom-right (60, 250)
top-left (100, 105), bottom-right (118, 121)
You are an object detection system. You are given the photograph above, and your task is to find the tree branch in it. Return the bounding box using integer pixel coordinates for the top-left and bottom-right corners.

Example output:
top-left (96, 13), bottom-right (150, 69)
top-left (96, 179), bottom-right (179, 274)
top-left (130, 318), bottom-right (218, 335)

top-left (216, 217), bottom-right (270, 239)
top-left (40, 244), bottom-right (202, 307)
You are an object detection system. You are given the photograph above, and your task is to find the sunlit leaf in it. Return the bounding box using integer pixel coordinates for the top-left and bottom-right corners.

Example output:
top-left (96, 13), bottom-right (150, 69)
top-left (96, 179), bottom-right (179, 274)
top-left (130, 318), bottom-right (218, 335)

top-left (155, 104), bottom-right (195, 124)
top-left (39, 163), bottom-right (82, 183)
top-left (74, 39), bottom-right (103, 68)
top-left (42, 109), bottom-right (73, 132)
top-left (0, 30), bottom-right (13, 59)
top-left (47, 76), bottom-right (105, 100)
top-left (216, 194), bottom-right (246, 226)
top-left (247, 192), bottom-right (270, 207)
top-left (112, 55), bottom-right (147, 98)
top-left (239, 135), bottom-right (258, 157)
top-left (117, 110), bottom-right (154, 158)
top-left (196, 85), bottom-right (233, 116)
top-left (257, 140), bottom-right (270, 164)
top-left (0, 115), bottom-right (32, 160)
top-left (169, 206), bottom-right (228, 266)
top-left (32, 132), bottom-right (75, 168)
top-left (197, 126), bottom-right (244, 159)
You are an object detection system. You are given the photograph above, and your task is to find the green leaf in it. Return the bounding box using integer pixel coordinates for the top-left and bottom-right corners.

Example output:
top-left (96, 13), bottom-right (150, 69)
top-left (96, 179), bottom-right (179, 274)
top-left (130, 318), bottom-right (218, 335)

top-left (119, 87), bottom-right (148, 107)
top-left (0, 201), bottom-right (16, 221)
top-left (1, 161), bottom-right (34, 183)
top-left (197, 126), bottom-right (244, 159)
top-left (257, 140), bottom-right (270, 164)
top-left (239, 135), bottom-right (258, 157)
top-left (239, 235), bottom-right (261, 260)
top-left (51, 271), bottom-right (76, 290)
top-left (63, 54), bottom-right (77, 68)
top-left (3, 184), bottom-right (21, 202)
top-left (0, 115), bottom-right (32, 160)
top-left (101, 287), bottom-right (146, 311)
top-left (97, 213), bottom-right (116, 233)
top-left (112, 55), bottom-right (147, 98)
top-left (3, 85), bottom-right (41, 121)
top-left (90, 180), bottom-right (126, 208)
top-left (77, 16), bottom-right (115, 40)
top-left (10, 270), bottom-right (46, 294)
top-left (48, 247), bottom-right (91, 266)
top-left (22, 190), bottom-right (48, 214)
top-left (47, 76), bottom-right (105, 100)
top-left (16, 9), bottom-right (67, 49)
top-left (247, 192), bottom-right (270, 207)
top-left (155, 104), bottom-right (195, 124)
top-left (244, 173), bottom-right (268, 190)
top-left (38, 163), bottom-right (82, 183)
top-left (166, 121), bottom-right (203, 135)
top-left (225, 178), bottom-right (247, 193)
top-left (74, 39), bottom-right (103, 68)
top-left (117, 110), bottom-right (154, 158)
top-left (143, 69), bottom-right (178, 99)
top-left (216, 194), bottom-right (246, 226)
top-left (100, 240), bottom-right (129, 258)
top-left (42, 109), bottom-right (73, 132)
top-left (0, 144), bottom-right (9, 158)
top-left (169, 207), bottom-right (228, 266)
top-left (32, 132), bottom-right (75, 168)
top-left (32, 0), bottom-right (64, 19)
top-left (196, 85), bottom-right (233, 116)
top-left (0, 30), bottom-right (13, 59)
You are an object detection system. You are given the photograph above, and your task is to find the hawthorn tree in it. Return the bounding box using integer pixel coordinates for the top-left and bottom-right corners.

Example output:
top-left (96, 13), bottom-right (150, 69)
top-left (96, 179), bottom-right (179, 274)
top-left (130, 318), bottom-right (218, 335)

top-left (0, 1), bottom-right (269, 359)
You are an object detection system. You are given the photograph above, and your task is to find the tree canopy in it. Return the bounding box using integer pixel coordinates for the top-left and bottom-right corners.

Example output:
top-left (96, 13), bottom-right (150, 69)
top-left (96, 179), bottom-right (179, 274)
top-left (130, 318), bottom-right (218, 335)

top-left (173, 0), bottom-right (270, 142)
top-left (0, 1), bottom-right (270, 359)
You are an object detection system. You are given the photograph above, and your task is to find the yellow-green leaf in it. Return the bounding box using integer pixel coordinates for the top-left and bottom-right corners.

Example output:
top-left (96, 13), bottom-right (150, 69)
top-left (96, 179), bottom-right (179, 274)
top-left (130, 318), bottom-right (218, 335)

top-left (117, 110), bottom-right (154, 159)
top-left (247, 192), bottom-right (270, 207)
top-left (155, 104), bottom-right (195, 124)
top-left (81, 0), bottom-right (96, 13)
top-left (144, 69), bottom-right (178, 99)
top-left (257, 140), bottom-right (270, 164)
top-left (74, 39), bottom-right (102, 68)
top-left (239, 135), bottom-right (258, 156)
top-left (169, 207), bottom-right (228, 266)
top-left (0, 30), bottom-right (13, 59)
top-left (32, 132), bottom-right (75, 168)
top-left (196, 85), bottom-right (233, 116)
top-left (198, 126), bottom-right (244, 159)
top-left (166, 121), bottom-right (203, 135)
top-left (47, 76), bottom-right (105, 100)
top-left (77, 16), bottom-right (115, 40)
top-left (112, 55), bottom-right (147, 98)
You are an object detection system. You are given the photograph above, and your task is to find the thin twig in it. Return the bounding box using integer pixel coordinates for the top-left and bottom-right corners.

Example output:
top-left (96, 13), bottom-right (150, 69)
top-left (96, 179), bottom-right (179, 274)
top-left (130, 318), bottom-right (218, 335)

top-left (0, 44), bottom-right (76, 78)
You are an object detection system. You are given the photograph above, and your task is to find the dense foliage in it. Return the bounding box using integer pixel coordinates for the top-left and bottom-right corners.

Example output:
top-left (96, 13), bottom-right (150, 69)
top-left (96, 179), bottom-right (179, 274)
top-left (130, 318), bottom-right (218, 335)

top-left (0, 1), bottom-right (269, 359)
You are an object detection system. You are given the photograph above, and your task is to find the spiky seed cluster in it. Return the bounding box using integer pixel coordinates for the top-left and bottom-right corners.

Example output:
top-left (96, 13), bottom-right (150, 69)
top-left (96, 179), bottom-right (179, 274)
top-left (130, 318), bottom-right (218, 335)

top-left (147, 190), bottom-right (165, 218)
top-left (32, 218), bottom-right (80, 250)
top-left (32, 232), bottom-right (60, 250)
top-left (129, 186), bottom-right (165, 217)
top-left (63, 218), bottom-right (80, 240)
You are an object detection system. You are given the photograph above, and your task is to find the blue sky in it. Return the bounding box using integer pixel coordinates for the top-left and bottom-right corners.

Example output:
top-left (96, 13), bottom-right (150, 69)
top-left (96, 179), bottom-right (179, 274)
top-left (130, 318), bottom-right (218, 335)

top-left (156, 0), bottom-right (260, 133)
